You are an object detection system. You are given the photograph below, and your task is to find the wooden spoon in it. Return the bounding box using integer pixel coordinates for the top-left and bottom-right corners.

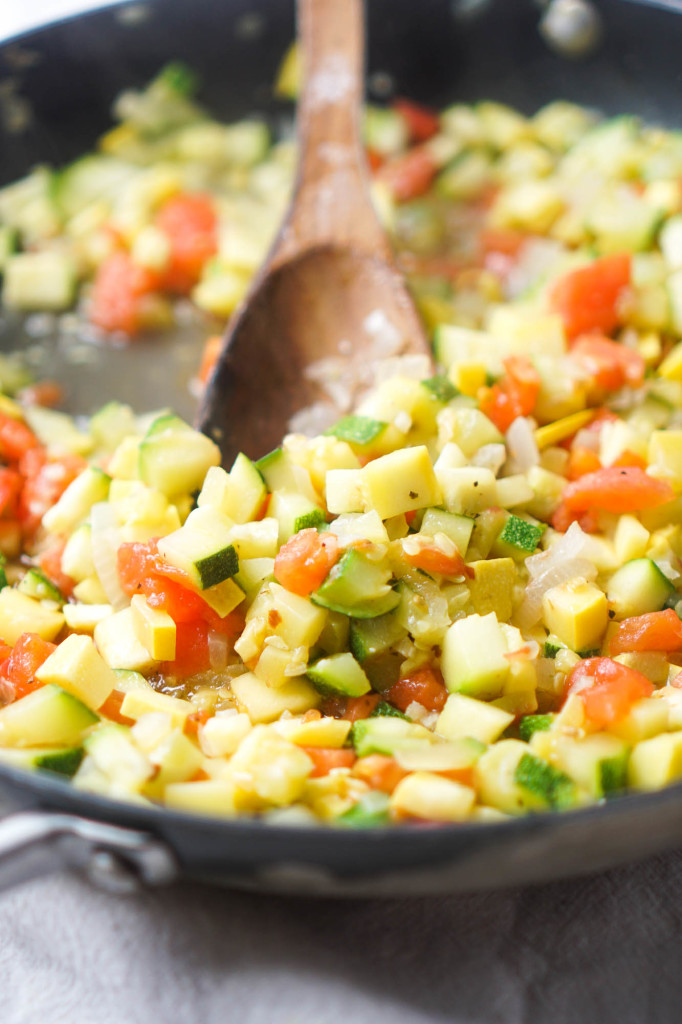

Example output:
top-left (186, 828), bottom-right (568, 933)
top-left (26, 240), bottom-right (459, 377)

top-left (196, 0), bottom-right (431, 462)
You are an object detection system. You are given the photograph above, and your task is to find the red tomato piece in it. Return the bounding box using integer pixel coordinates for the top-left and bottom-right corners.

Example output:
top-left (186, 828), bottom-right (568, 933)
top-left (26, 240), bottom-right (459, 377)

top-left (352, 754), bottom-right (407, 794)
top-left (89, 251), bottom-right (160, 335)
top-left (610, 609), bottom-right (682, 657)
top-left (18, 451), bottom-right (87, 538)
top-left (342, 694), bottom-right (381, 722)
top-left (557, 466), bottom-right (674, 520)
top-left (479, 355), bottom-right (540, 433)
top-left (161, 619), bottom-right (211, 678)
top-left (377, 147), bottom-right (438, 202)
top-left (566, 446), bottom-right (602, 481)
top-left (38, 538), bottom-right (76, 598)
top-left (3, 633), bottom-right (57, 701)
top-left (0, 414), bottom-right (39, 462)
top-left (0, 468), bottom-right (23, 518)
top-left (478, 227), bottom-right (528, 258)
top-left (549, 253), bottom-right (631, 339)
top-left (302, 747), bottom-right (357, 778)
top-left (403, 542), bottom-right (472, 578)
top-left (273, 528), bottom-right (339, 597)
top-left (392, 98), bottom-right (440, 142)
top-left (99, 690), bottom-right (136, 726)
top-left (156, 193), bottom-right (218, 294)
top-left (386, 667), bottom-right (448, 713)
top-left (564, 656), bottom-right (654, 729)
top-left (570, 334), bottom-right (645, 391)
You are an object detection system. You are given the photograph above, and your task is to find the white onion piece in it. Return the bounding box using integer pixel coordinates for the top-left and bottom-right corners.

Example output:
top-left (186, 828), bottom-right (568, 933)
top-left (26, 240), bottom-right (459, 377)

top-left (208, 630), bottom-right (229, 671)
top-left (655, 557), bottom-right (681, 582)
top-left (472, 443), bottom-right (507, 475)
top-left (518, 522), bottom-right (596, 628)
top-left (572, 427), bottom-right (600, 452)
top-left (505, 237), bottom-right (565, 299)
top-left (527, 521), bottom-right (590, 577)
top-left (505, 417), bottom-right (539, 473)
top-left (89, 502), bottom-right (129, 611)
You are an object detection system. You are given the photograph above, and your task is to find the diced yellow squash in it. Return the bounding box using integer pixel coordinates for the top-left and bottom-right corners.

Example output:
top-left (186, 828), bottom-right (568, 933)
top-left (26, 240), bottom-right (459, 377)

top-left (614, 515), bottom-right (650, 563)
top-left (130, 594), bottom-right (176, 661)
top-left (542, 579), bottom-right (608, 652)
top-left (165, 779), bottom-right (238, 816)
top-left (254, 643), bottom-right (306, 688)
top-left (229, 725), bottom-right (313, 807)
top-left (658, 341), bottom-right (682, 380)
top-left (94, 607), bottom-right (158, 673)
top-left (0, 588), bottom-right (64, 645)
top-left (269, 583), bottom-right (327, 649)
top-left (198, 711), bottom-right (252, 757)
top-left (441, 612), bottom-right (510, 698)
top-left (535, 409), bottom-right (595, 450)
top-left (610, 697), bottom-right (670, 744)
top-left (628, 732), bottom-right (682, 790)
top-left (390, 771), bottom-right (476, 822)
top-left (144, 728), bottom-right (203, 795)
top-left (361, 446), bottom-right (441, 519)
top-left (466, 558), bottom-right (516, 620)
top-left (119, 688), bottom-right (195, 727)
top-left (231, 671), bottom-right (320, 724)
top-left (199, 577), bottom-right (245, 618)
top-left (436, 692), bottom-right (514, 744)
top-left (62, 603), bottom-right (114, 634)
top-left (648, 431), bottom-right (682, 488)
top-left (272, 716), bottom-right (352, 748)
top-left (35, 633), bottom-right (116, 710)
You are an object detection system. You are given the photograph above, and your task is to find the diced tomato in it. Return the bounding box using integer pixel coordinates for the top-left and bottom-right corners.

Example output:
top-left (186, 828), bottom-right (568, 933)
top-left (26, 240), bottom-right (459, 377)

top-left (403, 540), bottom-right (472, 578)
top-left (0, 468), bottom-right (23, 518)
top-left (377, 147), bottom-right (438, 202)
top-left (99, 690), bottom-right (136, 726)
top-left (392, 98), bottom-right (440, 142)
top-left (569, 334), bottom-right (645, 391)
top-left (554, 467), bottom-right (674, 530)
top-left (273, 528), bottom-right (339, 597)
top-left (161, 619), bottom-right (211, 678)
top-left (343, 693), bottom-right (381, 722)
top-left (198, 334), bottom-right (223, 385)
top-left (352, 754), bottom-right (407, 794)
top-left (156, 193), bottom-right (218, 294)
top-left (566, 446), bottom-right (602, 481)
top-left (184, 709), bottom-right (212, 735)
top-left (479, 355), bottom-right (540, 432)
top-left (610, 609), bottom-right (682, 657)
top-left (2, 633), bottom-right (57, 701)
top-left (365, 148), bottom-right (384, 172)
top-left (38, 538), bottom-right (75, 598)
top-left (18, 451), bottom-right (87, 538)
top-left (612, 450), bottom-right (647, 470)
top-left (386, 666), bottom-right (448, 713)
top-left (89, 251), bottom-right (160, 336)
top-left (549, 253), bottom-right (631, 339)
top-left (478, 227), bottom-right (527, 258)
top-left (302, 746), bottom-right (357, 778)
top-left (17, 380), bottom-right (64, 409)
top-left (564, 656), bottom-right (653, 729)
top-left (0, 414), bottom-right (39, 462)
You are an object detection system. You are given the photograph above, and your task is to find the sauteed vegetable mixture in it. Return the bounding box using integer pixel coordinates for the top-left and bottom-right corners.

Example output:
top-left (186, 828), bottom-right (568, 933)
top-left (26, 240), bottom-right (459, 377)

top-left (3, 63), bottom-right (682, 825)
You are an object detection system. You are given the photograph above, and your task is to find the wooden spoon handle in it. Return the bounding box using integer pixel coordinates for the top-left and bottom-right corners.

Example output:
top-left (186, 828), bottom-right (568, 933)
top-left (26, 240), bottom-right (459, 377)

top-left (272, 0), bottom-right (390, 265)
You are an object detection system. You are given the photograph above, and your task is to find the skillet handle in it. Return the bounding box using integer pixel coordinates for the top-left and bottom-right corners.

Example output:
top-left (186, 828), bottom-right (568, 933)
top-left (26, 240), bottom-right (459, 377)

top-left (0, 810), bottom-right (178, 894)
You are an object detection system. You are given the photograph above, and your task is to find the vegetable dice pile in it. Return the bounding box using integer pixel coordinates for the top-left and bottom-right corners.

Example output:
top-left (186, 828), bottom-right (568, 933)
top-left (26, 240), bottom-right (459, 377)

top-left (3, 63), bottom-right (682, 826)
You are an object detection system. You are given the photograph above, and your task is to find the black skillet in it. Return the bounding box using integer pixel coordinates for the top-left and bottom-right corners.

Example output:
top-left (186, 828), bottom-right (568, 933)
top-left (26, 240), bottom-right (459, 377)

top-left (0, 0), bottom-right (681, 897)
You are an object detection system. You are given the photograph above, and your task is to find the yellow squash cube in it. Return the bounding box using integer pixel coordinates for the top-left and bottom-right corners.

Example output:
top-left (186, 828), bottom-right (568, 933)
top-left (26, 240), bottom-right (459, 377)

top-left (35, 634), bottom-right (117, 710)
top-left (361, 446), bottom-right (441, 520)
top-left (542, 579), bottom-right (608, 652)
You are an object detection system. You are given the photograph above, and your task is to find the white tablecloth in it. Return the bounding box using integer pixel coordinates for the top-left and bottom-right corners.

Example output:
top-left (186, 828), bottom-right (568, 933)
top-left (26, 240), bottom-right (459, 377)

top-left (2, 847), bottom-right (682, 1024)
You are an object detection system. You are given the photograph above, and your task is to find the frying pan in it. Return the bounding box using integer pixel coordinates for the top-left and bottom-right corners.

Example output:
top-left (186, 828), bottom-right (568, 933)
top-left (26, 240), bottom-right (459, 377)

top-left (0, 0), bottom-right (681, 898)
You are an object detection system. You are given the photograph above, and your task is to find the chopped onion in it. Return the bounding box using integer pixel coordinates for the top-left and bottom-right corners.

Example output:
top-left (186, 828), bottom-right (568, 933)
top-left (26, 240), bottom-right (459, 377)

top-left (655, 557), bottom-right (681, 582)
top-left (208, 630), bottom-right (229, 671)
top-left (472, 443), bottom-right (506, 475)
top-left (505, 237), bottom-right (565, 299)
top-left (89, 502), bottom-right (129, 611)
top-left (505, 417), bottom-right (539, 473)
top-left (518, 522), bottom-right (596, 628)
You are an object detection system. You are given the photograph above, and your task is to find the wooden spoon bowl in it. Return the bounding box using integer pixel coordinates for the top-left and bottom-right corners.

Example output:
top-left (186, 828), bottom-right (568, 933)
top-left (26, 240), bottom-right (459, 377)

top-left (197, 0), bottom-right (431, 462)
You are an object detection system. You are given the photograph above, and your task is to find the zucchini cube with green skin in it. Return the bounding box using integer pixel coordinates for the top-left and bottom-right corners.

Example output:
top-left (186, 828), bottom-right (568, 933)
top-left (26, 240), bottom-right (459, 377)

top-left (227, 519), bottom-right (279, 559)
top-left (475, 739), bottom-right (551, 815)
top-left (0, 684), bottom-right (98, 747)
top-left (269, 583), bottom-right (328, 648)
top-left (337, 792), bottom-right (391, 828)
top-left (307, 652), bottom-right (371, 698)
top-left (84, 724), bottom-right (153, 792)
top-left (420, 508), bottom-right (475, 555)
top-left (0, 745), bottom-right (84, 778)
top-left (197, 456), bottom-right (266, 524)
top-left (35, 634), bottom-right (118, 711)
top-left (541, 579), bottom-right (608, 653)
top-left (144, 729), bottom-right (203, 797)
top-left (361, 446), bottom-right (441, 520)
top-left (138, 415), bottom-right (220, 497)
top-left (441, 612), bottom-right (510, 699)
top-left (157, 506), bottom-right (238, 590)
top-left (551, 734), bottom-right (629, 799)
top-left (0, 588), bottom-right (64, 645)
top-left (494, 515), bottom-right (545, 560)
top-left (268, 490), bottom-right (326, 544)
top-left (42, 467), bottom-right (110, 535)
top-left (89, 401), bottom-right (138, 453)
top-left (311, 548), bottom-right (399, 619)
top-left (519, 714), bottom-right (554, 743)
top-left (325, 414), bottom-right (388, 450)
top-left (234, 557), bottom-right (275, 599)
top-left (436, 693), bottom-right (514, 745)
top-left (350, 717), bottom-right (432, 757)
top-left (606, 558), bottom-right (674, 620)
top-left (349, 612), bottom-right (406, 663)
top-left (514, 752), bottom-right (577, 810)
top-left (17, 569), bottom-right (64, 606)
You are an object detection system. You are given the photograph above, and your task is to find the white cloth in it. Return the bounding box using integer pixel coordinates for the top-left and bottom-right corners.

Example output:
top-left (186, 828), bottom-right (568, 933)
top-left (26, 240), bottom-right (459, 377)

top-left (1, 847), bottom-right (681, 1024)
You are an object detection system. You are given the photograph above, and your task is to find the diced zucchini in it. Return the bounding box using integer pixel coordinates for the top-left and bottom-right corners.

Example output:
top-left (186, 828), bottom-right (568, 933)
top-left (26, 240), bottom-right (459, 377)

top-left (628, 731), bottom-right (682, 790)
top-left (441, 612), bottom-right (510, 698)
top-left (495, 515), bottom-right (545, 559)
top-left (269, 583), bottom-right (328, 648)
top-left (157, 506), bottom-right (238, 590)
top-left (138, 415), bottom-right (220, 497)
top-left (474, 739), bottom-right (546, 815)
top-left (337, 792), bottom-right (391, 828)
top-left (436, 692), bottom-right (514, 744)
top-left (325, 415), bottom-right (388, 450)
top-left (94, 607), bottom-right (158, 673)
top-left (350, 717), bottom-right (432, 757)
top-left (307, 652), bottom-right (371, 697)
top-left (514, 752), bottom-right (577, 810)
top-left (552, 734), bottom-right (630, 798)
top-left (349, 612), bottom-right (406, 663)
top-left (419, 508), bottom-right (475, 554)
top-left (230, 671), bottom-right (320, 723)
top-left (268, 490), bottom-right (326, 544)
top-left (607, 558), bottom-right (674, 620)
top-left (312, 548), bottom-right (399, 619)
top-left (2, 251), bottom-right (76, 311)
top-left (0, 745), bottom-right (84, 778)
top-left (391, 771), bottom-right (475, 822)
top-left (364, 106), bottom-right (409, 157)
top-left (0, 684), bottom-right (98, 747)
top-left (518, 714), bottom-right (554, 742)
top-left (17, 569), bottom-right (63, 605)
top-left (35, 634), bottom-right (117, 710)
top-left (42, 467), bottom-right (110, 535)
